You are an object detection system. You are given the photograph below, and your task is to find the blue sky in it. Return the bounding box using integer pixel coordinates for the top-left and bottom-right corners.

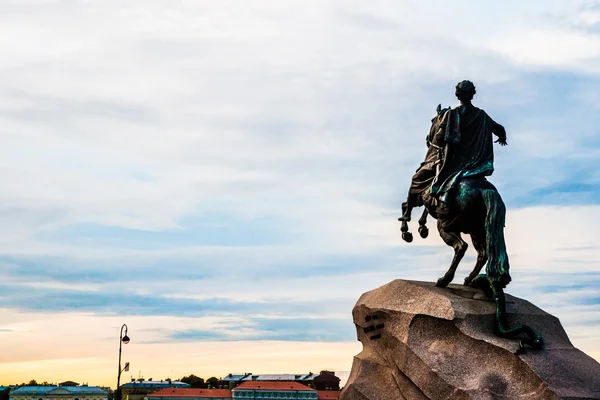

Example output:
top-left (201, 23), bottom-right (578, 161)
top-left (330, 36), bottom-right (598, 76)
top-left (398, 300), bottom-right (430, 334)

top-left (0, 0), bottom-right (600, 386)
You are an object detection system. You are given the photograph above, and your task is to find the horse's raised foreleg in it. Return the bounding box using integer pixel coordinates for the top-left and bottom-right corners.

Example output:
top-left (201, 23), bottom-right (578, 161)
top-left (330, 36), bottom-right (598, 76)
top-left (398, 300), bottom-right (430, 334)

top-left (400, 202), bottom-right (413, 242)
top-left (464, 230), bottom-right (487, 286)
top-left (436, 224), bottom-right (468, 287)
top-left (417, 208), bottom-right (429, 238)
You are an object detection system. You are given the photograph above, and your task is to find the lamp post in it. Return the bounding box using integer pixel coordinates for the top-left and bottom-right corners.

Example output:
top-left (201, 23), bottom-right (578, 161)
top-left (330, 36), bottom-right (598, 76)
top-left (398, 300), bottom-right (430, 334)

top-left (116, 324), bottom-right (131, 400)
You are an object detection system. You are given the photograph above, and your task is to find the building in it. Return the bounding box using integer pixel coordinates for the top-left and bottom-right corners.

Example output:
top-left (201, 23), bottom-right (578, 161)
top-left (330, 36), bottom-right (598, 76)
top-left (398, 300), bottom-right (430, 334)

top-left (147, 389), bottom-right (230, 400)
top-left (316, 392), bottom-right (339, 400)
top-left (231, 382), bottom-right (316, 400)
top-left (120, 380), bottom-right (190, 400)
top-left (219, 372), bottom-right (338, 391)
top-left (9, 386), bottom-right (108, 400)
top-left (311, 372), bottom-right (340, 391)
top-left (58, 383), bottom-right (79, 388)
top-left (218, 373), bottom-right (316, 389)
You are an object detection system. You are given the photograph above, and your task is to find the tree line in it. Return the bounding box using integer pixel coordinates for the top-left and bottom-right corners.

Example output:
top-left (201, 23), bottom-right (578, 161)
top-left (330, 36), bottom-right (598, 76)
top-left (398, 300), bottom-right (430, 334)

top-left (9, 380), bottom-right (54, 387)
top-left (178, 375), bottom-right (221, 388)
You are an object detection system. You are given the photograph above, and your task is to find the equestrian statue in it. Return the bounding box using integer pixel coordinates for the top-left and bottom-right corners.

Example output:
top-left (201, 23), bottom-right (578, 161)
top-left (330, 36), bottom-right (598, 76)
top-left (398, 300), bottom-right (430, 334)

top-left (398, 80), bottom-right (543, 349)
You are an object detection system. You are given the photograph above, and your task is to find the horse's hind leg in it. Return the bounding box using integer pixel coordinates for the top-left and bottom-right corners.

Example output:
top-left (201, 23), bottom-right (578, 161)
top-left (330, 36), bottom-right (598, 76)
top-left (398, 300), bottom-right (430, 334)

top-left (464, 230), bottom-right (487, 286)
top-left (436, 224), bottom-right (468, 288)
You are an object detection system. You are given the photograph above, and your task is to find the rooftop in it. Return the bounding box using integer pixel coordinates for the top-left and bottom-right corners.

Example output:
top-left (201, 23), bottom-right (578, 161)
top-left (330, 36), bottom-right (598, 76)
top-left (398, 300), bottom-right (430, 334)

top-left (233, 382), bottom-right (315, 391)
top-left (148, 389), bottom-right (231, 398)
top-left (317, 391), bottom-right (340, 400)
top-left (221, 374), bottom-right (251, 382)
top-left (222, 373), bottom-right (317, 382)
top-left (11, 386), bottom-right (108, 395)
top-left (254, 375), bottom-right (297, 381)
top-left (58, 382), bottom-right (79, 387)
top-left (121, 381), bottom-right (190, 389)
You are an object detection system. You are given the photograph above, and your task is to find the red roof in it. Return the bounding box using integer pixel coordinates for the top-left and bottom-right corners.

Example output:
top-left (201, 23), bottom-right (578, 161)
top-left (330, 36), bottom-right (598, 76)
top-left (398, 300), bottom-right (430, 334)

top-left (318, 391), bottom-right (340, 400)
top-left (148, 388), bottom-right (232, 398)
top-left (233, 382), bottom-right (315, 391)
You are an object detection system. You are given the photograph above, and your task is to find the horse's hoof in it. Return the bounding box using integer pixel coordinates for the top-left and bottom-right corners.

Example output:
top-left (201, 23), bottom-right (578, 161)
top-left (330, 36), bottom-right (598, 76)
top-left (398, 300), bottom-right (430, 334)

top-left (418, 225), bottom-right (429, 238)
top-left (435, 277), bottom-right (449, 288)
top-left (402, 231), bottom-right (413, 243)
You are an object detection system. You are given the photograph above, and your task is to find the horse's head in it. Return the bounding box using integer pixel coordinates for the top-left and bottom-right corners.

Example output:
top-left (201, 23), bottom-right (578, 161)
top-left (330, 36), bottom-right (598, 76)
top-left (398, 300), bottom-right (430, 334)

top-left (430, 104), bottom-right (450, 133)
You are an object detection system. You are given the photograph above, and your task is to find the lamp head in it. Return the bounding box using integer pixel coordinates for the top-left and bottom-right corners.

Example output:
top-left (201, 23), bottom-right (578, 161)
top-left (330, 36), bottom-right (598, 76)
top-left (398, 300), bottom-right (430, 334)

top-left (122, 335), bottom-right (130, 344)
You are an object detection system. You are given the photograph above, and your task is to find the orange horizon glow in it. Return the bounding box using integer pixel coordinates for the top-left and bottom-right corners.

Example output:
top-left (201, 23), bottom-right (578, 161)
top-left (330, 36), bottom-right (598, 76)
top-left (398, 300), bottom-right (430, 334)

top-left (0, 310), bottom-right (359, 387)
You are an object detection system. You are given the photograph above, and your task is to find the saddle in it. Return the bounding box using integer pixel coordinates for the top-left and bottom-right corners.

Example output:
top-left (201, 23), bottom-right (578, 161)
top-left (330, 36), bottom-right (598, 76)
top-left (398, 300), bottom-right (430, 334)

top-left (422, 187), bottom-right (451, 217)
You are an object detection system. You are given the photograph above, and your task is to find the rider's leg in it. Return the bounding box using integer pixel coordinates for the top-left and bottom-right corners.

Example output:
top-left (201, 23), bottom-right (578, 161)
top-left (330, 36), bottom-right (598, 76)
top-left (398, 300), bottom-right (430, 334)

top-left (399, 166), bottom-right (436, 222)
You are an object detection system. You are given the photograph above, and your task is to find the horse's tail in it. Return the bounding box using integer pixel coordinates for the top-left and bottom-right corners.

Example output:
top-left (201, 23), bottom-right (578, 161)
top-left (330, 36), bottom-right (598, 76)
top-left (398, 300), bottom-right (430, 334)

top-left (482, 189), bottom-right (511, 288)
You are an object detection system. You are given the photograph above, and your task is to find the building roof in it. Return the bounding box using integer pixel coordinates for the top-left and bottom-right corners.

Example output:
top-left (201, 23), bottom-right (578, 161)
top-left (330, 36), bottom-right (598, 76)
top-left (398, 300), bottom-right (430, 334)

top-left (297, 374), bottom-right (318, 381)
top-left (253, 375), bottom-right (297, 381)
top-left (221, 374), bottom-right (252, 382)
top-left (121, 381), bottom-right (190, 389)
top-left (11, 386), bottom-right (108, 395)
top-left (148, 389), bottom-right (231, 398)
top-left (221, 373), bottom-right (317, 382)
top-left (233, 382), bottom-right (314, 391)
top-left (314, 372), bottom-right (340, 382)
top-left (58, 382), bottom-right (79, 387)
top-left (317, 391), bottom-right (340, 400)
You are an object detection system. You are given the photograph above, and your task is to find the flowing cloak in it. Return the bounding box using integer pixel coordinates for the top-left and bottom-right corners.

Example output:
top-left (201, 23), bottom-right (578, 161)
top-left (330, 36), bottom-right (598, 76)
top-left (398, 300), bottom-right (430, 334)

top-left (430, 106), bottom-right (499, 204)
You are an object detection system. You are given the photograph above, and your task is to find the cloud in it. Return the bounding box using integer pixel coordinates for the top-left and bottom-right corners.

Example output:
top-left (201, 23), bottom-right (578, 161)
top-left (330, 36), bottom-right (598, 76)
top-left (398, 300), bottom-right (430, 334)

top-left (169, 318), bottom-right (356, 343)
top-left (0, 0), bottom-right (599, 386)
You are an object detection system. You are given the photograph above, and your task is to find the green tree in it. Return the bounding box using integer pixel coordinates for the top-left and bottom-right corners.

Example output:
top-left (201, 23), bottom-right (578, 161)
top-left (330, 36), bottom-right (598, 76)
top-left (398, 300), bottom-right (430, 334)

top-left (27, 380), bottom-right (38, 386)
top-left (205, 377), bottom-right (219, 389)
top-left (179, 375), bottom-right (206, 388)
top-left (0, 387), bottom-right (10, 400)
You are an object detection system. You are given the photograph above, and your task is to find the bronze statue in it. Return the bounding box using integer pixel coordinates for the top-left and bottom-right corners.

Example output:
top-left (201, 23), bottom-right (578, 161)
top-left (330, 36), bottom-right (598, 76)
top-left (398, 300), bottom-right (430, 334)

top-left (398, 81), bottom-right (543, 349)
top-left (398, 80), bottom-right (507, 223)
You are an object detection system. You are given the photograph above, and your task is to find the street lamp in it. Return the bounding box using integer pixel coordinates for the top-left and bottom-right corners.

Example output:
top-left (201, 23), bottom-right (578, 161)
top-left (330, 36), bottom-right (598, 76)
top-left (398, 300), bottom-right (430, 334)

top-left (116, 324), bottom-right (131, 400)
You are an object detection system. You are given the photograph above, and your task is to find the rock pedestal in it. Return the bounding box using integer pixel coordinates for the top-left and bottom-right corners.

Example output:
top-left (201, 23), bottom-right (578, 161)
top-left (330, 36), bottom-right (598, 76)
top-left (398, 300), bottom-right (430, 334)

top-left (340, 280), bottom-right (600, 400)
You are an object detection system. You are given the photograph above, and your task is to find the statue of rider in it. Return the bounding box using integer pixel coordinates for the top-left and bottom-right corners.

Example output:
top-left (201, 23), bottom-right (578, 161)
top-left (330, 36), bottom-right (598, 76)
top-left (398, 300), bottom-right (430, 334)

top-left (398, 80), bottom-right (508, 222)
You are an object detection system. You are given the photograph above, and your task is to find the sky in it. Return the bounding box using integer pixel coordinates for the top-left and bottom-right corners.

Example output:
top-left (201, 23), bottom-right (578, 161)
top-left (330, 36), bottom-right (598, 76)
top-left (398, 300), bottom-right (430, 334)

top-left (1, 0), bottom-right (600, 388)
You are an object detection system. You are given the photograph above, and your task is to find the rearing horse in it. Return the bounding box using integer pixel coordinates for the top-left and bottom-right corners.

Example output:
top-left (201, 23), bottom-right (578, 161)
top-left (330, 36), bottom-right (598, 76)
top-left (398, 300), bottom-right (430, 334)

top-left (399, 105), bottom-right (543, 349)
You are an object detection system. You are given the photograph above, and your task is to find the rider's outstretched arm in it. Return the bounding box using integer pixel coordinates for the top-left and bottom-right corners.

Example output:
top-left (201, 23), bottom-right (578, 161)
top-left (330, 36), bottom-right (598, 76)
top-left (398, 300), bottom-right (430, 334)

top-left (491, 118), bottom-right (507, 146)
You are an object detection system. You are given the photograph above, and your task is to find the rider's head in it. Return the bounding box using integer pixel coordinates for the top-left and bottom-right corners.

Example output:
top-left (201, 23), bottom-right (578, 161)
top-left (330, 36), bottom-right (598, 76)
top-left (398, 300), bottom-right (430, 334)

top-left (455, 80), bottom-right (476, 102)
